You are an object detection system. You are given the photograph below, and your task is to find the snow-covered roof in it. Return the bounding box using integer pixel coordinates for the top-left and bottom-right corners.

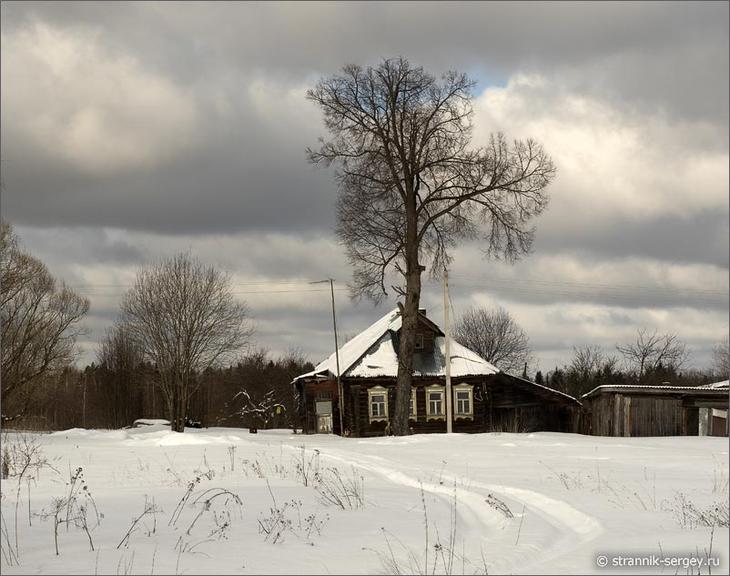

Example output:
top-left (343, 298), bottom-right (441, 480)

top-left (706, 380), bottom-right (729, 389)
top-left (582, 382), bottom-right (730, 399)
top-left (293, 308), bottom-right (499, 382)
top-left (501, 374), bottom-right (582, 405)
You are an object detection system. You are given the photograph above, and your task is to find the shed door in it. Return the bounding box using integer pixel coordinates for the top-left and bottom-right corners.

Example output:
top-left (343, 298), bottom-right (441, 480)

top-left (316, 400), bottom-right (333, 434)
top-left (711, 409), bottom-right (728, 437)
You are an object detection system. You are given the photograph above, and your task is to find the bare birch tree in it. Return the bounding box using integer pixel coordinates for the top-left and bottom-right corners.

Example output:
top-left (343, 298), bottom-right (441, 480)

top-left (307, 57), bottom-right (555, 434)
top-left (1, 221), bottom-right (89, 420)
top-left (120, 253), bottom-right (253, 432)
top-left (616, 328), bottom-right (689, 382)
top-left (453, 305), bottom-right (532, 375)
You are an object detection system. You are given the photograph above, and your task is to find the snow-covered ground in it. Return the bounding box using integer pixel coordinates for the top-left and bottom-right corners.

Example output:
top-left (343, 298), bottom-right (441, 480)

top-left (1, 427), bottom-right (727, 575)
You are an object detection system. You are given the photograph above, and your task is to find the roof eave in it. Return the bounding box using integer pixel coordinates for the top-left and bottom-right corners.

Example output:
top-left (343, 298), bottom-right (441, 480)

top-left (582, 384), bottom-right (730, 399)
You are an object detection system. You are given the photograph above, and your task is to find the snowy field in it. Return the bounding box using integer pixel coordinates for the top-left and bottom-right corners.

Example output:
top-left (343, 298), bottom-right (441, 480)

top-left (1, 427), bottom-right (727, 575)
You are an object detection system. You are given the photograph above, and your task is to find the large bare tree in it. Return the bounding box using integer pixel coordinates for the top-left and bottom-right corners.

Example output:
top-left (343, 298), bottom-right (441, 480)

top-left (453, 305), bottom-right (533, 375)
top-left (0, 221), bottom-right (89, 420)
top-left (307, 58), bottom-right (555, 434)
top-left (120, 253), bottom-right (253, 432)
top-left (616, 328), bottom-right (689, 382)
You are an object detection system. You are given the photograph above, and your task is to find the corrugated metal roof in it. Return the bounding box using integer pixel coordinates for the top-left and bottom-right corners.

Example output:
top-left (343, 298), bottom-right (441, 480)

top-left (582, 382), bottom-right (730, 399)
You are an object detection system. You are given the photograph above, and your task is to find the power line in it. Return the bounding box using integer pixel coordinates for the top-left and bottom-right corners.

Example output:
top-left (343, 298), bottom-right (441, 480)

top-left (67, 279), bottom-right (342, 289)
top-left (445, 273), bottom-right (728, 296)
top-left (445, 285), bottom-right (727, 306)
top-left (67, 273), bottom-right (728, 295)
top-left (73, 287), bottom-right (351, 299)
top-left (65, 274), bottom-right (728, 305)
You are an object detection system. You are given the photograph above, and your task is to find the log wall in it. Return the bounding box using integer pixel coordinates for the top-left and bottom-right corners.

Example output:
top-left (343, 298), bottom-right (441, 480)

top-left (342, 374), bottom-right (576, 437)
top-left (585, 393), bottom-right (699, 437)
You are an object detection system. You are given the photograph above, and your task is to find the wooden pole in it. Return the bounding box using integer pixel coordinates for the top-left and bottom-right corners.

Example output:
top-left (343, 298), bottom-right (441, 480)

top-left (82, 372), bottom-right (87, 429)
top-left (444, 268), bottom-right (453, 433)
top-left (330, 279), bottom-right (344, 436)
top-left (310, 278), bottom-right (345, 436)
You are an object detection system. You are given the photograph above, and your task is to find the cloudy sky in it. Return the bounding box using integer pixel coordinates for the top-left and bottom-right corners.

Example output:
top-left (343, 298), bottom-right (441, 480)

top-left (1, 1), bottom-right (728, 374)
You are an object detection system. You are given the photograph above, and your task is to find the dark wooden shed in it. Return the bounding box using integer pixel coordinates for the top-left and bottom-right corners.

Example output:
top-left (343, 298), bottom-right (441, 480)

top-left (580, 382), bottom-right (729, 437)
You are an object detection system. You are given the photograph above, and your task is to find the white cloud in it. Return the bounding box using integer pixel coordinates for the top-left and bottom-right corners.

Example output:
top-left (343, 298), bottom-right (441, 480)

top-left (473, 74), bottom-right (729, 227)
top-left (1, 21), bottom-right (198, 173)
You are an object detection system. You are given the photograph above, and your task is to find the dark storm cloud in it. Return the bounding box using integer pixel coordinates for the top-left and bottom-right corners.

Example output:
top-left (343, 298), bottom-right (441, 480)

top-left (2, 3), bottom-right (728, 232)
top-left (536, 211), bottom-right (730, 268)
top-left (4, 2), bottom-right (727, 118)
top-left (2, 117), bottom-right (338, 234)
top-left (14, 226), bottom-right (144, 265)
top-left (1, 2), bottom-right (727, 371)
top-left (445, 274), bottom-right (729, 317)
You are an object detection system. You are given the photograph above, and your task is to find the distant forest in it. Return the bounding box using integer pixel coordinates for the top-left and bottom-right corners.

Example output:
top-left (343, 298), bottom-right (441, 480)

top-left (9, 349), bottom-right (314, 432)
top-left (8, 347), bottom-right (723, 433)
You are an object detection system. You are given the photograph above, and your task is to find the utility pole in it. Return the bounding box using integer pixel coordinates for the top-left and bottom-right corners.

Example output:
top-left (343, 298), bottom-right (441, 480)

top-left (82, 371), bottom-right (87, 429)
top-left (443, 267), bottom-right (453, 433)
top-left (311, 279), bottom-right (344, 436)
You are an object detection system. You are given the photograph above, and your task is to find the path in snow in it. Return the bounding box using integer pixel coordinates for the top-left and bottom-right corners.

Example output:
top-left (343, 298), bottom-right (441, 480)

top-left (312, 442), bottom-right (604, 572)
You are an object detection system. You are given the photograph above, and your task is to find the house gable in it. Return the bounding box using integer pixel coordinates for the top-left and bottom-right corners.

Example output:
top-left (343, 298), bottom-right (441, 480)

top-left (392, 312), bottom-right (443, 356)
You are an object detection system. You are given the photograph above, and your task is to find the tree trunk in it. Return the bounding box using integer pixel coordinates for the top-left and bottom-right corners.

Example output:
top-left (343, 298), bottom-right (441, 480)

top-left (170, 375), bottom-right (186, 433)
top-left (392, 200), bottom-right (422, 435)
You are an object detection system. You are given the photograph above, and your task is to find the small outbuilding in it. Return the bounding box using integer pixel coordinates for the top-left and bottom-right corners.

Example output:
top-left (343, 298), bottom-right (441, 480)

top-left (292, 307), bottom-right (580, 436)
top-left (581, 380), bottom-right (729, 437)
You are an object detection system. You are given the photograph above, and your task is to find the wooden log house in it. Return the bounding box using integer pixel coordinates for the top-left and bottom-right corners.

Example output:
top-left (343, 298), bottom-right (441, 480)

top-left (292, 308), bottom-right (581, 436)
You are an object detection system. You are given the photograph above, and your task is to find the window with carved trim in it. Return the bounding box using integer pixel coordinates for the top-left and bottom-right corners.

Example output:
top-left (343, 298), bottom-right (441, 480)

top-left (453, 384), bottom-right (473, 419)
top-left (368, 386), bottom-right (388, 422)
top-left (426, 385), bottom-right (445, 420)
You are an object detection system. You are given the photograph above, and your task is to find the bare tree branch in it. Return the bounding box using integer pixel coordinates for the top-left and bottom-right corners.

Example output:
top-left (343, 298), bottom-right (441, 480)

top-left (120, 253), bottom-right (254, 432)
top-left (307, 58), bottom-right (555, 434)
top-left (452, 305), bottom-right (533, 376)
top-left (616, 328), bottom-right (689, 382)
top-left (1, 221), bottom-right (89, 420)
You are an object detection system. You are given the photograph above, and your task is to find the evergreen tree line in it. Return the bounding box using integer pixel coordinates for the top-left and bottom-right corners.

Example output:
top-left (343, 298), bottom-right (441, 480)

top-left (534, 342), bottom-right (725, 400)
top-left (8, 349), bottom-right (313, 432)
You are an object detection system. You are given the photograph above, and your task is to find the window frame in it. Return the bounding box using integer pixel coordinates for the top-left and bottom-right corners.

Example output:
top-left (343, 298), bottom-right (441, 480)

top-left (453, 383), bottom-right (474, 420)
top-left (414, 333), bottom-right (424, 350)
top-left (426, 384), bottom-right (445, 421)
top-left (368, 385), bottom-right (389, 422)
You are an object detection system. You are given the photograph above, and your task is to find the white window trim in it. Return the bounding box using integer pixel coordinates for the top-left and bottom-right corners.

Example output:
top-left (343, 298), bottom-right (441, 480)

top-left (453, 383), bottom-right (474, 420)
top-left (426, 384), bottom-right (445, 421)
top-left (368, 385), bottom-right (389, 422)
top-left (409, 388), bottom-right (418, 420)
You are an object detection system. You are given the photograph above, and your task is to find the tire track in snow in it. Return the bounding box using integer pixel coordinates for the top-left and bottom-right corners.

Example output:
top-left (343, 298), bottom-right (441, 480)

top-left (318, 450), bottom-right (506, 534)
top-left (456, 479), bottom-right (601, 537)
top-left (445, 476), bottom-right (603, 573)
top-left (315, 446), bottom-right (603, 571)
